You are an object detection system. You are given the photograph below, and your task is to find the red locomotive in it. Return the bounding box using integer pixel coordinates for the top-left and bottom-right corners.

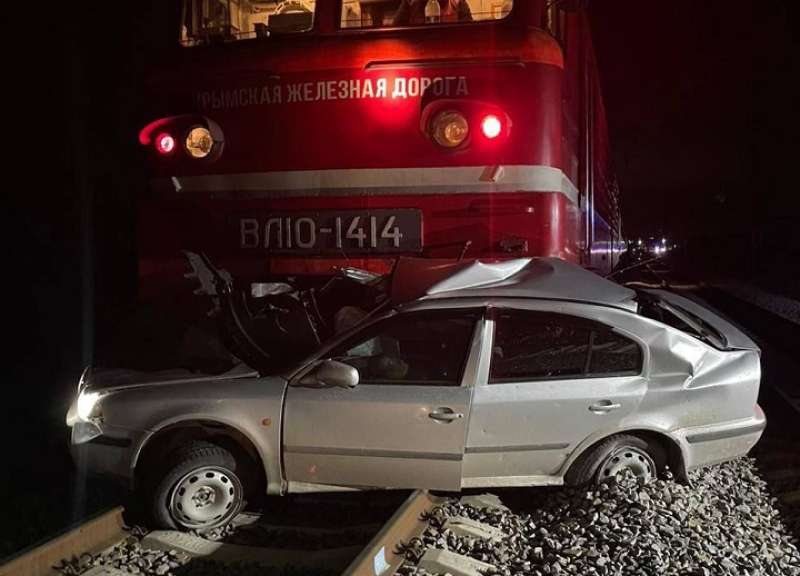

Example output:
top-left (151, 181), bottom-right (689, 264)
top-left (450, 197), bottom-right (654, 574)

top-left (139, 0), bottom-right (623, 304)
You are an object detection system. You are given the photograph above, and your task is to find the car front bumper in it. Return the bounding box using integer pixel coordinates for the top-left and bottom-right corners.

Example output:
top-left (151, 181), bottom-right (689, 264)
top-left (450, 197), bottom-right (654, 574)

top-left (69, 424), bottom-right (143, 488)
top-left (678, 404), bottom-right (766, 471)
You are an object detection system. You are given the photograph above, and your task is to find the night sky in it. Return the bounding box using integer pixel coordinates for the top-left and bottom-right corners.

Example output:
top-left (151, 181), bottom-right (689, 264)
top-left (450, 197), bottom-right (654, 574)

top-left (590, 1), bottom-right (796, 244)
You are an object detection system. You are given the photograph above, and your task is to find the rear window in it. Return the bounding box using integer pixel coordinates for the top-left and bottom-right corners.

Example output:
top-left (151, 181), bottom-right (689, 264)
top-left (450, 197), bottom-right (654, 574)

top-left (181, 0), bottom-right (316, 46)
top-left (636, 291), bottom-right (728, 349)
top-left (341, 0), bottom-right (512, 29)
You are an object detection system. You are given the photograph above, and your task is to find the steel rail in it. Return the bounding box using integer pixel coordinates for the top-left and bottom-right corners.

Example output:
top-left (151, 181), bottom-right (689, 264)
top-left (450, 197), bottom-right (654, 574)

top-left (343, 490), bottom-right (445, 576)
top-left (0, 491), bottom-right (444, 576)
top-left (0, 507), bottom-right (125, 576)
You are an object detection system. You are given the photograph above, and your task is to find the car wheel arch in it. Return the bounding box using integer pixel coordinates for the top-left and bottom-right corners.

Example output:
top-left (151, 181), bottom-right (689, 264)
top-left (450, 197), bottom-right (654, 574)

top-left (562, 427), bottom-right (688, 485)
top-left (133, 419), bottom-right (267, 498)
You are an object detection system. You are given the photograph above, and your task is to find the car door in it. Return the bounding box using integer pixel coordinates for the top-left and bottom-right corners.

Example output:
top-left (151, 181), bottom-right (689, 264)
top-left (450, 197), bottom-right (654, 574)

top-left (463, 307), bottom-right (647, 486)
top-left (283, 308), bottom-right (483, 491)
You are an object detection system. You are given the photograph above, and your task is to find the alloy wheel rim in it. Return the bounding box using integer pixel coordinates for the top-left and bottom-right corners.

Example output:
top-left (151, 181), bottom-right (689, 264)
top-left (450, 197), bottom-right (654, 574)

top-left (169, 466), bottom-right (242, 529)
top-left (598, 446), bottom-right (656, 483)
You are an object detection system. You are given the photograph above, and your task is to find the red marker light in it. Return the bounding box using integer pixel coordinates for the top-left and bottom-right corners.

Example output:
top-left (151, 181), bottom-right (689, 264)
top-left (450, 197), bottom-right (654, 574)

top-left (155, 133), bottom-right (176, 155)
top-left (481, 115), bottom-right (503, 139)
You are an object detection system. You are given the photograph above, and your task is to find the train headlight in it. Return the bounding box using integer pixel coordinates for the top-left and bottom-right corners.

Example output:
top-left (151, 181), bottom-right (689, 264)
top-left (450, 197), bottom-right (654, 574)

top-left (185, 126), bottom-right (215, 159)
top-left (431, 111), bottom-right (469, 149)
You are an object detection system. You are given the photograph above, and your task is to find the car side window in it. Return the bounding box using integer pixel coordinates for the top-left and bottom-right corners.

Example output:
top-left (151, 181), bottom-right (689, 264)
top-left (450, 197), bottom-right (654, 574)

top-left (327, 310), bottom-right (479, 386)
top-left (489, 310), bottom-right (642, 383)
top-left (588, 327), bottom-right (642, 375)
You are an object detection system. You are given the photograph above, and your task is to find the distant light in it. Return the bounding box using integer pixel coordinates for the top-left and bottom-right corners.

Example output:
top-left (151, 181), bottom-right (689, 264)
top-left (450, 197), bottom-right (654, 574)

top-left (481, 115), bottom-right (503, 139)
top-left (637, 239), bottom-right (643, 246)
top-left (156, 133), bottom-right (176, 155)
top-left (662, 237), bottom-right (667, 244)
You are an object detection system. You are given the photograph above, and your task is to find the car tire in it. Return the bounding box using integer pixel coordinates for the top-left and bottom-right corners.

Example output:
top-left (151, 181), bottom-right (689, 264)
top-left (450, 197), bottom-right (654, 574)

top-left (567, 434), bottom-right (666, 486)
top-left (147, 441), bottom-right (245, 531)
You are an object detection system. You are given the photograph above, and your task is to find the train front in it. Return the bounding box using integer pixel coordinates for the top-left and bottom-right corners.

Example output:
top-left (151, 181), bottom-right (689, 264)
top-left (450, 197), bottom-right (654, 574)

top-left (138, 0), bottom-right (578, 305)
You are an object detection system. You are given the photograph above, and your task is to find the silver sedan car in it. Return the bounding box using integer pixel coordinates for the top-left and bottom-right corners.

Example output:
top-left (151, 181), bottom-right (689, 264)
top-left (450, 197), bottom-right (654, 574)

top-left (67, 258), bottom-right (765, 530)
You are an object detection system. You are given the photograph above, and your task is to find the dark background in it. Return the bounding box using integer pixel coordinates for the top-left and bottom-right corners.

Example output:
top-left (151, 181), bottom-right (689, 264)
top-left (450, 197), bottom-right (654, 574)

top-left (3, 0), bottom-right (797, 558)
top-left (590, 1), bottom-right (798, 292)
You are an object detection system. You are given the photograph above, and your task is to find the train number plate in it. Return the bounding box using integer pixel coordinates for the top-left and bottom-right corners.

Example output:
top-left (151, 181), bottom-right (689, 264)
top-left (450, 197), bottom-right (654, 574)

top-left (238, 210), bottom-right (422, 254)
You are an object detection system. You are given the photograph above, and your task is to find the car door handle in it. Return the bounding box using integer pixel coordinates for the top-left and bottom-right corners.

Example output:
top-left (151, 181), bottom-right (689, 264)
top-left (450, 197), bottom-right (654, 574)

top-left (589, 401), bottom-right (622, 414)
top-left (429, 408), bottom-right (464, 422)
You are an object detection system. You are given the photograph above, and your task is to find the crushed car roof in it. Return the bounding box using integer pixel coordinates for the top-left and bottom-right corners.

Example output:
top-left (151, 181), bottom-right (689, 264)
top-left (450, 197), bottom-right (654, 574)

top-left (391, 257), bottom-right (638, 312)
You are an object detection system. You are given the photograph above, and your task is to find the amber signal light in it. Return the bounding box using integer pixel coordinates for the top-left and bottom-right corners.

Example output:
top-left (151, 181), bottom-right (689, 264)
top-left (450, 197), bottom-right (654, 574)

top-left (431, 110), bottom-right (470, 149)
top-left (185, 126), bottom-right (215, 159)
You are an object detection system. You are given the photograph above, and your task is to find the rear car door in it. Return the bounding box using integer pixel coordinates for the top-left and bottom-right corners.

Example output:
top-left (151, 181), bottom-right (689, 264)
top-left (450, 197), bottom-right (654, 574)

top-left (464, 308), bottom-right (647, 485)
top-left (283, 308), bottom-right (483, 490)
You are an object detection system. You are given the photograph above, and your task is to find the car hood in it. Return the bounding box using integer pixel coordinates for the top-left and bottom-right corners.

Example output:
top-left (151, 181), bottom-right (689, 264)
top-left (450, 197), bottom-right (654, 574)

top-left (80, 363), bottom-right (259, 394)
top-left (642, 289), bottom-right (759, 351)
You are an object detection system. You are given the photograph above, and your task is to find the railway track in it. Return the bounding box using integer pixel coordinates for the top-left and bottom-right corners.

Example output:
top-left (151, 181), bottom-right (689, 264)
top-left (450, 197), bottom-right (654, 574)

top-left (0, 491), bottom-right (447, 576)
top-left (690, 285), bottom-right (800, 540)
top-left (751, 400), bottom-right (800, 540)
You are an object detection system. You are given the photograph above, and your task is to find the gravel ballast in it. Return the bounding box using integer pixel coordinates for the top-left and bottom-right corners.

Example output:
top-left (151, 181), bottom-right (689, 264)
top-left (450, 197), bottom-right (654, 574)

top-left (54, 458), bottom-right (799, 576)
top-left (55, 538), bottom-right (339, 576)
top-left (399, 458), bottom-right (800, 576)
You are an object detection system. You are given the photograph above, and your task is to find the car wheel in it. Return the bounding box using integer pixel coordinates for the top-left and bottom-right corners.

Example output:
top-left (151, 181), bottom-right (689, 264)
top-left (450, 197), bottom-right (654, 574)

top-left (148, 441), bottom-right (245, 530)
top-left (568, 434), bottom-right (665, 486)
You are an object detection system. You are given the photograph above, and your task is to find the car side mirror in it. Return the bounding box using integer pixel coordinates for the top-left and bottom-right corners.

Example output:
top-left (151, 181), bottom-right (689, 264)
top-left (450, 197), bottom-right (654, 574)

top-left (298, 360), bottom-right (359, 389)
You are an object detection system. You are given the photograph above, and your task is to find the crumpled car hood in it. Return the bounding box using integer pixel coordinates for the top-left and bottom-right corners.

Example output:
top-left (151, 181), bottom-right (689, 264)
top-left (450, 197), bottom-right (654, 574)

top-left (81, 363), bottom-right (258, 394)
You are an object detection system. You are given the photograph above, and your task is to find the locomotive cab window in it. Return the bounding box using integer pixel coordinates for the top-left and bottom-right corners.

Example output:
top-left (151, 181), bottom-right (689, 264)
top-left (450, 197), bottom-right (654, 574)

top-left (181, 0), bottom-right (316, 46)
top-left (341, 0), bottom-right (512, 29)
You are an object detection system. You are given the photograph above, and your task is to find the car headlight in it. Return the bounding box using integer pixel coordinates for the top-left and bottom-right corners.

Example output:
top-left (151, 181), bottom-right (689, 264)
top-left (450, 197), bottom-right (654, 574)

top-left (77, 391), bottom-right (102, 422)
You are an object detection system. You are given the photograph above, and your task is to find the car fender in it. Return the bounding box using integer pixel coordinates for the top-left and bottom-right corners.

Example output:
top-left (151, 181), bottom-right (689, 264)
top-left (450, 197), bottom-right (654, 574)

top-left (558, 421), bottom-right (690, 482)
top-left (131, 411), bottom-right (283, 495)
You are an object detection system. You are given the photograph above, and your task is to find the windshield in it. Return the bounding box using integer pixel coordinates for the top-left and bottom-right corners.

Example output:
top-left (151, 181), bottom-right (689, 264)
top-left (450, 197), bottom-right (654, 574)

top-left (181, 0), bottom-right (316, 46)
top-left (341, 0), bottom-right (512, 29)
